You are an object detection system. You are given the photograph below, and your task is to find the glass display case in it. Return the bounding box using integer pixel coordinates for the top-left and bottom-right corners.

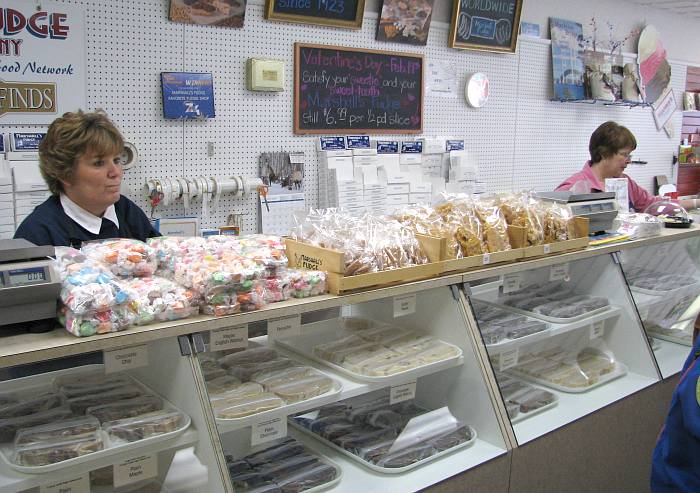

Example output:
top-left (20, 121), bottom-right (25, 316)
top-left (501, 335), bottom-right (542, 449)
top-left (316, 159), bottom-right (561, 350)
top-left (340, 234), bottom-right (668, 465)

top-left (618, 236), bottom-right (700, 377)
top-left (464, 253), bottom-right (660, 445)
top-left (194, 285), bottom-right (509, 493)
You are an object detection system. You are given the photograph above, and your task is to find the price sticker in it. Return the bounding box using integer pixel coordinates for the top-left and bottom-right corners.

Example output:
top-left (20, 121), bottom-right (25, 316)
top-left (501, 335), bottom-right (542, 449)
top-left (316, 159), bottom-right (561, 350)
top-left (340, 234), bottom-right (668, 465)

top-left (393, 294), bottom-right (416, 318)
top-left (482, 253), bottom-right (491, 265)
top-left (390, 381), bottom-right (417, 405)
top-left (114, 454), bottom-right (157, 488)
top-left (252, 416), bottom-right (287, 446)
top-left (591, 321), bottom-right (605, 339)
top-left (267, 315), bottom-right (301, 340)
top-left (40, 476), bottom-right (89, 493)
top-left (549, 263), bottom-right (570, 282)
top-left (104, 345), bottom-right (149, 374)
top-left (210, 324), bottom-right (248, 352)
top-left (499, 348), bottom-right (519, 372)
top-left (543, 244), bottom-right (551, 254)
top-left (502, 273), bottom-right (523, 294)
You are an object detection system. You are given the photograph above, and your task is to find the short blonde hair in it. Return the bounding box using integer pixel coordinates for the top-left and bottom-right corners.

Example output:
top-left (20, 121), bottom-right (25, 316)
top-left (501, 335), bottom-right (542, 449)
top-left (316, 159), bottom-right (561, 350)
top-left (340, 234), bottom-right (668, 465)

top-left (39, 110), bottom-right (124, 195)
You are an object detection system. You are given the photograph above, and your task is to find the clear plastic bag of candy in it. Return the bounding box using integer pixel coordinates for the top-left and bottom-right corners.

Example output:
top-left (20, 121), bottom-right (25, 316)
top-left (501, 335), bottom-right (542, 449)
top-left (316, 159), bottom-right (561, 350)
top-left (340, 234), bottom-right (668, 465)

top-left (81, 239), bottom-right (158, 277)
top-left (124, 276), bottom-right (200, 325)
top-left (59, 305), bottom-right (137, 337)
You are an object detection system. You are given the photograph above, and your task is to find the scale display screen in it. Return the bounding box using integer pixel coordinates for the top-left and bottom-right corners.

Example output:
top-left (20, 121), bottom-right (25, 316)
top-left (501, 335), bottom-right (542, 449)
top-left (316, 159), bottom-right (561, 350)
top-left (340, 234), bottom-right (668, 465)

top-left (3, 267), bottom-right (47, 287)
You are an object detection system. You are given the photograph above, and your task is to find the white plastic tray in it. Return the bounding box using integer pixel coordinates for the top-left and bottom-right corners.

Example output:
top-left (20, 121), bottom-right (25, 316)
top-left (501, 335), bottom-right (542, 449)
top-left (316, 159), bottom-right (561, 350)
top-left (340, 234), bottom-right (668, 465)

top-left (499, 302), bottom-right (612, 324)
top-left (507, 390), bottom-right (559, 425)
top-left (288, 419), bottom-right (477, 474)
top-left (275, 332), bottom-right (464, 384)
top-left (507, 362), bottom-right (628, 394)
top-left (482, 321), bottom-right (551, 350)
top-left (0, 365), bottom-right (191, 474)
top-left (629, 278), bottom-right (700, 297)
top-left (646, 328), bottom-right (693, 347)
top-left (213, 371), bottom-right (342, 429)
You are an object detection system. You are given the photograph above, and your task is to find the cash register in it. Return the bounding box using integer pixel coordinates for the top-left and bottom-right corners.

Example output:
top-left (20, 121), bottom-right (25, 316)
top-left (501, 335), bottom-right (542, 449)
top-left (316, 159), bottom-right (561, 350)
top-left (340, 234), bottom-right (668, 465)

top-left (537, 191), bottom-right (619, 234)
top-left (0, 239), bottom-right (60, 333)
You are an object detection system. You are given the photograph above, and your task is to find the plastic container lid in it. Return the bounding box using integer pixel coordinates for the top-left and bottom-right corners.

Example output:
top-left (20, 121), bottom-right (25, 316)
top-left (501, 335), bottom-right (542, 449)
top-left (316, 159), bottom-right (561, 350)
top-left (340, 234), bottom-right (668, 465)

top-left (644, 199), bottom-right (692, 226)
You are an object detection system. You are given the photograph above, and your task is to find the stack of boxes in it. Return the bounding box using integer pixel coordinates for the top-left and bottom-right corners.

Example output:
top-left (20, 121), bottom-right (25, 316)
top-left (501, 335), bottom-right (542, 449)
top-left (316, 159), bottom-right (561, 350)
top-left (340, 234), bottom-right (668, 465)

top-left (0, 136), bottom-right (14, 240)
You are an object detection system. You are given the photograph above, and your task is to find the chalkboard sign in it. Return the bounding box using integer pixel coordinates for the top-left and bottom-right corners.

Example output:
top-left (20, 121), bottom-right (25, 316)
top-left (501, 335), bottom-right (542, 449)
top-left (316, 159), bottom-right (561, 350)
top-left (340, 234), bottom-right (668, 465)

top-left (294, 43), bottom-right (423, 134)
top-left (266, 0), bottom-right (365, 29)
top-left (449, 0), bottom-right (523, 53)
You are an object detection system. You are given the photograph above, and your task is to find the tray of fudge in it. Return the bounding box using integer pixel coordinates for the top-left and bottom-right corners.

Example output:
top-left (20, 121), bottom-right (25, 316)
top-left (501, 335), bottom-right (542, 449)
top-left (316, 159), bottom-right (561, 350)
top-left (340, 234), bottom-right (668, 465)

top-left (489, 284), bottom-right (613, 324)
top-left (290, 394), bottom-right (476, 474)
top-left (504, 347), bottom-right (627, 393)
top-left (644, 324), bottom-right (693, 347)
top-left (471, 300), bottom-right (550, 348)
top-left (226, 436), bottom-right (342, 493)
top-left (625, 269), bottom-right (700, 297)
top-left (199, 345), bottom-right (342, 428)
top-left (495, 374), bottom-right (558, 424)
top-left (0, 365), bottom-right (190, 473)
top-left (274, 317), bottom-right (463, 384)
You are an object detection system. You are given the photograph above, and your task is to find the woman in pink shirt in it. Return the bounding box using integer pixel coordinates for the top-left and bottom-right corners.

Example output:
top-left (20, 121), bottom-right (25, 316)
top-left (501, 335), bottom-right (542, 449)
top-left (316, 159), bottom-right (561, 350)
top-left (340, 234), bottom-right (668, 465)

top-left (556, 121), bottom-right (697, 212)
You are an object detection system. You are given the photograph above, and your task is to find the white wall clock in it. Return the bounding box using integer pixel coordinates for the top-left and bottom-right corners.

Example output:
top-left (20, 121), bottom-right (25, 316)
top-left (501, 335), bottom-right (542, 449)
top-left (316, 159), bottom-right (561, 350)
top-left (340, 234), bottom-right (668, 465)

top-left (465, 72), bottom-right (490, 108)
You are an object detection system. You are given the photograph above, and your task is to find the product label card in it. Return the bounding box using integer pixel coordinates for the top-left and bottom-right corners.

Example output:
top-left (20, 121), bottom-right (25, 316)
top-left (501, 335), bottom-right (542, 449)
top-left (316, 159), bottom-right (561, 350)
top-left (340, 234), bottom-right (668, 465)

top-left (376, 141), bottom-right (399, 153)
top-left (114, 455), bottom-right (157, 488)
top-left (543, 244), bottom-right (551, 254)
top-left (502, 273), bottom-right (523, 294)
top-left (446, 140), bottom-right (464, 151)
top-left (40, 476), bottom-right (89, 493)
top-left (393, 293), bottom-right (417, 317)
top-left (549, 263), bottom-right (570, 282)
top-left (267, 315), bottom-right (301, 340)
top-left (591, 321), bottom-right (605, 339)
top-left (210, 325), bottom-right (248, 352)
top-left (346, 135), bottom-right (370, 148)
top-left (499, 348), bottom-right (519, 371)
top-left (319, 136), bottom-right (346, 150)
top-left (482, 253), bottom-right (491, 265)
top-left (104, 345), bottom-right (149, 374)
top-left (390, 381), bottom-right (417, 405)
top-left (12, 132), bottom-right (45, 150)
top-left (160, 72), bottom-right (215, 119)
top-left (401, 141), bottom-right (423, 153)
top-left (252, 416), bottom-right (287, 446)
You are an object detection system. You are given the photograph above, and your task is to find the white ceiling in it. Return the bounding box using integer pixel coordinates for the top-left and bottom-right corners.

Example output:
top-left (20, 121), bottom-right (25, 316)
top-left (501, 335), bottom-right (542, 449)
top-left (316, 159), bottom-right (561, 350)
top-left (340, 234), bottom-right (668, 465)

top-left (628, 0), bottom-right (700, 18)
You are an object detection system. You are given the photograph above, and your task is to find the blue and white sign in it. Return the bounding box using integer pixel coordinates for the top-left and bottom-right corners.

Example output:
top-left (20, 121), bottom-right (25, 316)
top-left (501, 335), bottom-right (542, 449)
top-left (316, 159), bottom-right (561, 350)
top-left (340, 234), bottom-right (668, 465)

top-left (401, 141), bottom-right (423, 153)
top-left (319, 136), bottom-right (346, 150)
top-left (446, 140), bottom-right (464, 151)
top-left (161, 72), bottom-right (215, 119)
top-left (377, 141), bottom-right (399, 153)
top-left (346, 135), bottom-right (370, 148)
top-left (12, 132), bottom-right (45, 150)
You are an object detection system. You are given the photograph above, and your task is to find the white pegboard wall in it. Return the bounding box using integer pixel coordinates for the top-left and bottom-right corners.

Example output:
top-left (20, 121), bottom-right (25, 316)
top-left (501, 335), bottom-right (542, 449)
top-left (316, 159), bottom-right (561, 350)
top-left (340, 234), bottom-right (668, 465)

top-left (0, 0), bottom-right (689, 234)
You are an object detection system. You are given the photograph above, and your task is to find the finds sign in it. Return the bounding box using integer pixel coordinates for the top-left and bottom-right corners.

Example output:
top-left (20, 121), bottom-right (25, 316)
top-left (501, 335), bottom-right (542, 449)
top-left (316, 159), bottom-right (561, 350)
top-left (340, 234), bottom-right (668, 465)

top-left (0, 2), bottom-right (85, 124)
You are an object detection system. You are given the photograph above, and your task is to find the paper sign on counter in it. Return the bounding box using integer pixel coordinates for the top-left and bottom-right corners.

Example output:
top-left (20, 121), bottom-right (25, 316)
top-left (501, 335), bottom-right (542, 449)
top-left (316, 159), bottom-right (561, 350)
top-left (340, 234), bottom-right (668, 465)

top-left (114, 454), bottom-right (157, 488)
top-left (40, 476), bottom-right (89, 493)
top-left (499, 348), bottom-right (519, 371)
top-left (210, 324), bottom-right (248, 351)
top-left (591, 321), bottom-right (605, 339)
top-left (390, 381), bottom-right (417, 405)
top-left (502, 273), bottom-right (522, 294)
top-left (104, 345), bottom-right (149, 374)
top-left (252, 416), bottom-right (287, 446)
top-left (543, 244), bottom-right (551, 254)
top-left (393, 294), bottom-right (416, 317)
top-left (549, 263), bottom-right (570, 282)
top-left (482, 253), bottom-right (491, 265)
top-left (267, 315), bottom-right (301, 340)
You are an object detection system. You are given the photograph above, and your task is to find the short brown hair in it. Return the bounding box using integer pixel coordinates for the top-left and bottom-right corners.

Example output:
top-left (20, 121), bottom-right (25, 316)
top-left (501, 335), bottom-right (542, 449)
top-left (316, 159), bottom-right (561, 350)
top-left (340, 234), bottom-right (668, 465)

top-left (589, 121), bottom-right (637, 163)
top-left (39, 110), bottom-right (124, 195)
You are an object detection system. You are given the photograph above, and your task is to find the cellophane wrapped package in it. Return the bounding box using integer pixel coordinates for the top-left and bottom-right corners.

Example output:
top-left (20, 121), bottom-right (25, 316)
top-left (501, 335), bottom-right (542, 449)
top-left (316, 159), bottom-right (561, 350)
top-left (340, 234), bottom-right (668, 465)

top-left (81, 239), bottom-right (158, 277)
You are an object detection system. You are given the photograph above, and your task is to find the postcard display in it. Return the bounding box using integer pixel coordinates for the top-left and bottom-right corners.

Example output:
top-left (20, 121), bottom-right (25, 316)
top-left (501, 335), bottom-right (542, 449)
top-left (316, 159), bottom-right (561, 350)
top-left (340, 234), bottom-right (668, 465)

top-left (1, 234), bottom-right (698, 492)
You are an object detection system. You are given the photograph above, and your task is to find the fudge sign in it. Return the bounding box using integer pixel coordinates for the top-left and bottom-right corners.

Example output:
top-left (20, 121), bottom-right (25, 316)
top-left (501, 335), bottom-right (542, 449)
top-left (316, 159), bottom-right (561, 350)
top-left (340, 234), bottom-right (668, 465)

top-left (448, 0), bottom-right (523, 53)
top-left (294, 43), bottom-right (423, 134)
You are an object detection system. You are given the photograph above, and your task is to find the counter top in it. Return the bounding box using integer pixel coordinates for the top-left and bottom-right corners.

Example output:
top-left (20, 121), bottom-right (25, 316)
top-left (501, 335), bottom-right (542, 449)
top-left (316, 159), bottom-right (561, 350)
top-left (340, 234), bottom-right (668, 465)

top-left (1, 226), bottom-right (697, 368)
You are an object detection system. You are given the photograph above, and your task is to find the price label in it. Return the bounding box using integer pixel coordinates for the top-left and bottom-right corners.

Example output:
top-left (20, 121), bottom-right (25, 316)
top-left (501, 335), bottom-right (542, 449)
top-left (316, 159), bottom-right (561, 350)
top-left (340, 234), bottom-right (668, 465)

top-left (393, 294), bottom-right (416, 318)
top-left (549, 263), bottom-right (570, 282)
top-left (591, 321), bottom-right (605, 339)
top-left (543, 244), bottom-right (551, 254)
top-left (390, 381), bottom-right (417, 404)
top-left (499, 348), bottom-right (519, 372)
top-left (252, 416), bottom-right (287, 446)
top-left (267, 315), bottom-right (301, 340)
top-left (114, 454), bottom-right (157, 488)
top-left (104, 345), bottom-right (149, 374)
top-left (40, 476), bottom-right (89, 493)
top-left (502, 273), bottom-right (523, 294)
top-left (482, 253), bottom-right (491, 265)
top-left (210, 324), bottom-right (248, 351)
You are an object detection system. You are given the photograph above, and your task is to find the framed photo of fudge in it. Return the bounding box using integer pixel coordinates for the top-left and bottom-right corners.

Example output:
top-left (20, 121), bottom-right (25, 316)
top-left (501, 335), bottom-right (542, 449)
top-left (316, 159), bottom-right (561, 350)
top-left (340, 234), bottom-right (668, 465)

top-left (448, 0), bottom-right (523, 53)
top-left (265, 0), bottom-right (365, 29)
top-left (168, 0), bottom-right (247, 28)
top-left (376, 0), bottom-right (435, 46)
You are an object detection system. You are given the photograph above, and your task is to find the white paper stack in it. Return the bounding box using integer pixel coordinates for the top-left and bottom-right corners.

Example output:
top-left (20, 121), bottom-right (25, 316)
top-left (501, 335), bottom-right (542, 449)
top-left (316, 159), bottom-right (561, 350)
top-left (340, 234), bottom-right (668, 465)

top-left (9, 152), bottom-right (49, 229)
top-left (0, 157), bottom-right (13, 239)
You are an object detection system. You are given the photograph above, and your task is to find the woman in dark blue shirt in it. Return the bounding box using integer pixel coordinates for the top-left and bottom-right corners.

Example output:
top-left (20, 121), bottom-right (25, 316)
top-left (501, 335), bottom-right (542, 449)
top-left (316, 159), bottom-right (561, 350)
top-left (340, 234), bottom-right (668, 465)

top-left (14, 110), bottom-right (158, 248)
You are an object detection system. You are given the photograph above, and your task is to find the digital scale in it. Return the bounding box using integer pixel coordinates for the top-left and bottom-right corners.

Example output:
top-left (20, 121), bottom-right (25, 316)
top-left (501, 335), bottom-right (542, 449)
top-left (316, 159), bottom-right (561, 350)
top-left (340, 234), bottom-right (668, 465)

top-left (0, 239), bottom-right (61, 332)
top-left (537, 191), bottom-right (619, 234)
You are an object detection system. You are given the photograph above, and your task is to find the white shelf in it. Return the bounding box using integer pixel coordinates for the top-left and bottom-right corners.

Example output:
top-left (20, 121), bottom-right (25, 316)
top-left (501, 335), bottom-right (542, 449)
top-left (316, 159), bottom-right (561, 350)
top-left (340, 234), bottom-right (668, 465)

top-left (651, 338), bottom-right (689, 378)
top-left (0, 429), bottom-right (198, 493)
top-left (511, 371), bottom-right (657, 445)
top-left (289, 427), bottom-right (506, 493)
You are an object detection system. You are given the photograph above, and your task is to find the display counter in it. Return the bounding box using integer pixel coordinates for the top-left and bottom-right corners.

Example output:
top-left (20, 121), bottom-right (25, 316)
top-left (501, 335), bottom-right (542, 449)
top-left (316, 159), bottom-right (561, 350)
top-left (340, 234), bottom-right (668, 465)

top-left (0, 227), bottom-right (696, 493)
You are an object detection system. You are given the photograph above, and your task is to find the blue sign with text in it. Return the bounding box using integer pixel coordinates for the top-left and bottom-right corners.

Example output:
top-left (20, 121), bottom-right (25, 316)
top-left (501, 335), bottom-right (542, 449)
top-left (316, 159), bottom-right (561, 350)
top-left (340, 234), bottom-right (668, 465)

top-left (161, 72), bottom-right (215, 119)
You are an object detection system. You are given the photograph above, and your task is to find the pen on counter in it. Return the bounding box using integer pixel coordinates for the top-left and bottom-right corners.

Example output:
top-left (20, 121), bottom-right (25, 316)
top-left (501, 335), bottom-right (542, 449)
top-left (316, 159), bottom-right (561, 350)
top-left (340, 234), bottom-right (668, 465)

top-left (630, 159), bottom-right (648, 164)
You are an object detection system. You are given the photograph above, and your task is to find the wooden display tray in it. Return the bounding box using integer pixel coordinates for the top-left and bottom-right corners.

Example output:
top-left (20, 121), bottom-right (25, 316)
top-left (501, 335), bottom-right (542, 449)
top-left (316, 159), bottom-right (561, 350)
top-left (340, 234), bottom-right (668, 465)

top-left (511, 218), bottom-right (590, 259)
top-left (284, 237), bottom-right (443, 295)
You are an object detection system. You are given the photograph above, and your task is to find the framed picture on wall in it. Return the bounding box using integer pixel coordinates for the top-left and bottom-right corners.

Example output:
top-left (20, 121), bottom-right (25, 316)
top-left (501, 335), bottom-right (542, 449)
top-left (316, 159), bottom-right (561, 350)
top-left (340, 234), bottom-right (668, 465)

top-left (168, 0), bottom-right (247, 28)
top-left (265, 0), bottom-right (365, 29)
top-left (376, 0), bottom-right (435, 45)
top-left (448, 0), bottom-right (523, 53)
